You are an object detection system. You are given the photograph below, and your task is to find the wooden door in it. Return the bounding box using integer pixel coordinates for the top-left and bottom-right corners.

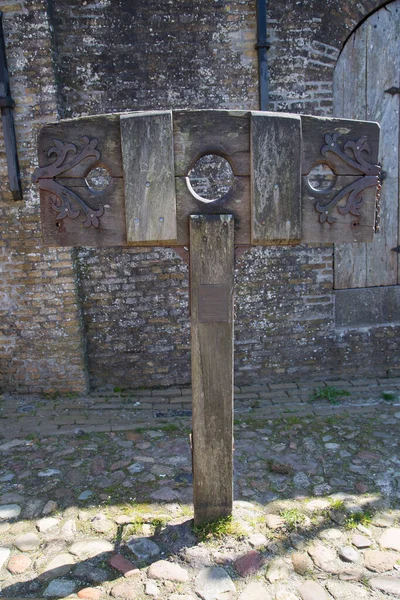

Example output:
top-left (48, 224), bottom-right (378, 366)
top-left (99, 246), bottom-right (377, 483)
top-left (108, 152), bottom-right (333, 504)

top-left (333, 1), bottom-right (400, 289)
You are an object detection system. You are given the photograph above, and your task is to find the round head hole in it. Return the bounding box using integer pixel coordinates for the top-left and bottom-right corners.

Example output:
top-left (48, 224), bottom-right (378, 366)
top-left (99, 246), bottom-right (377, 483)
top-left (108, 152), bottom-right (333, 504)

top-left (307, 163), bottom-right (335, 192)
top-left (85, 167), bottom-right (111, 192)
top-left (187, 154), bottom-right (234, 204)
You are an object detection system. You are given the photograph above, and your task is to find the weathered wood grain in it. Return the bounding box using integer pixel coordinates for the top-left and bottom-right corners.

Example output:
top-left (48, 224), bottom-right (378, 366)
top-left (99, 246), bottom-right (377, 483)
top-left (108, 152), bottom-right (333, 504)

top-left (175, 175), bottom-right (250, 246)
top-left (37, 115), bottom-right (123, 178)
top-left (301, 115), bottom-right (380, 176)
top-left (365, 4), bottom-right (400, 286)
top-left (173, 110), bottom-right (250, 177)
top-left (334, 4), bottom-right (400, 288)
top-left (333, 25), bottom-right (369, 288)
top-left (301, 114), bottom-right (379, 246)
top-left (190, 214), bottom-right (234, 525)
top-left (251, 112), bottom-right (301, 245)
top-left (121, 111), bottom-right (177, 245)
top-left (37, 115), bottom-right (126, 247)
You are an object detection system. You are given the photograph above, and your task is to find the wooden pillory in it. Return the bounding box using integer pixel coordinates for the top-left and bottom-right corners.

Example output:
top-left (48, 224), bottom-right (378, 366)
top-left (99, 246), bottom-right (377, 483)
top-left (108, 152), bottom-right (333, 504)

top-left (33, 110), bottom-right (380, 524)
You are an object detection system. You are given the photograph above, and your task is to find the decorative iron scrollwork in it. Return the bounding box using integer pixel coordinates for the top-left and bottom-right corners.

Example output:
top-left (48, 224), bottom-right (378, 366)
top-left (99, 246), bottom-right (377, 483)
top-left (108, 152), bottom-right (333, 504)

top-left (32, 137), bottom-right (105, 228)
top-left (313, 133), bottom-right (381, 225)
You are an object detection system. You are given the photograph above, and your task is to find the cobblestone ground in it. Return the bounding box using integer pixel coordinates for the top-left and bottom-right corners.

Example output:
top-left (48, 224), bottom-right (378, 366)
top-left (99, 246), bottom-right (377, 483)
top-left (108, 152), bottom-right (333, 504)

top-left (0, 379), bottom-right (400, 599)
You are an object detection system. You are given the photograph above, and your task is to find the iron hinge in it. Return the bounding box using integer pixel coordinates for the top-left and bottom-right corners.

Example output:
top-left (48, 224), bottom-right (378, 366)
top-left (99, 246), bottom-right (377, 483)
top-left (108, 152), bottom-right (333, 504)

top-left (385, 87), bottom-right (400, 95)
top-left (391, 246), bottom-right (400, 253)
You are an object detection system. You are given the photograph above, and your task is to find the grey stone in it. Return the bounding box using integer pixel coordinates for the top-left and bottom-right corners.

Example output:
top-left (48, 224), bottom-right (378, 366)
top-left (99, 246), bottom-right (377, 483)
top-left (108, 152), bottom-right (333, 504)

top-left (369, 576), bottom-right (400, 595)
top-left (238, 581), bottom-right (273, 599)
top-left (147, 560), bottom-right (189, 582)
top-left (69, 538), bottom-right (113, 558)
top-left (145, 581), bottom-right (160, 597)
top-left (150, 487), bottom-right (180, 501)
top-left (14, 532), bottom-right (40, 552)
top-left (43, 578), bottom-right (77, 597)
top-left (265, 514), bottom-right (284, 529)
top-left (274, 588), bottom-right (299, 600)
top-left (372, 512), bottom-right (395, 527)
top-left (39, 553), bottom-right (75, 581)
top-left (298, 581), bottom-right (329, 600)
top-left (248, 533), bottom-right (268, 548)
top-left (183, 546), bottom-right (211, 568)
top-left (91, 515), bottom-right (113, 533)
top-left (351, 534), bottom-right (371, 548)
top-left (0, 503), bottom-right (21, 520)
top-left (308, 542), bottom-right (341, 574)
top-left (73, 563), bottom-right (109, 583)
top-left (37, 517), bottom-right (60, 532)
top-left (338, 545), bottom-right (359, 563)
top-left (61, 519), bottom-right (76, 541)
top-left (0, 439), bottom-right (26, 451)
top-left (127, 537), bottom-right (161, 561)
top-left (195, 567), bottom-right (235, 600)
top-left (380, 528), bottom-right (400, 551)
top-left (42, 500), bottom-right (58, 515)
top-left (266, 558), bottom-right (290, 582)
top-left (325, 580), bottom-right (368, 599)
top-left (78, 490), bottom-right (93, 500)
top-left (111, 581), bottom-right (142, 599)
top-left (318, 528), bottom-right (343, 542)
top-left (0, 547), bottom-right (10, 570)
top-left (23, 498), bottom-right (45, 518)
top-left (292, 552), bottom-right (313, 575)
top-left (38, 469), bottom-right (61, 477)
top-left (127, 462), bottom-right (145, 474)
top-left (338, 566), bottom-right (364, 581)
top-left (364, 549), bottom-right (398, 572)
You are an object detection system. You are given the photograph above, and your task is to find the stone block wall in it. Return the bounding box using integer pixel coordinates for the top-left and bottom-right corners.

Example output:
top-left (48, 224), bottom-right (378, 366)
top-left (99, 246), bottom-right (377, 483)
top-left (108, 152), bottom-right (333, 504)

top-left (0, 0), bottom-right (87, 393)
top-left (0, 0), bottom-right (398, 393)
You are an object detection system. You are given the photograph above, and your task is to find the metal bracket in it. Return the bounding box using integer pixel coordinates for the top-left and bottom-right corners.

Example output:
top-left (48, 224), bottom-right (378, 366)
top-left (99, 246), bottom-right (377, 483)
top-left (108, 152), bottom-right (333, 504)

top-left (385, 87), bottom-right (400, 95)
top-left (0, 96), bottom-right (14, 108)
top-left (314, 133), bottom-right (381, 224)
top-left (32, 137), bottom-right (104, 228)
top-left (392, 246), bottom-right (400, 254)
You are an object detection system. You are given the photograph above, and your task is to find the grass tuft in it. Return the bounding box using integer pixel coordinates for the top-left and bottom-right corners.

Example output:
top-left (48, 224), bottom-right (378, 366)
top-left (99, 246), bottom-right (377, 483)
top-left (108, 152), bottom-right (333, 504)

top-left (310, 385), bottom-right (350, 404)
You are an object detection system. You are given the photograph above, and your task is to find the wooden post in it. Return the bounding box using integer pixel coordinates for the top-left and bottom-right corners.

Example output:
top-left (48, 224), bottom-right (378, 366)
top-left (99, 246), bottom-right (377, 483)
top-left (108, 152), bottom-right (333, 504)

top-left (190, 214), bottom-right (234, 525)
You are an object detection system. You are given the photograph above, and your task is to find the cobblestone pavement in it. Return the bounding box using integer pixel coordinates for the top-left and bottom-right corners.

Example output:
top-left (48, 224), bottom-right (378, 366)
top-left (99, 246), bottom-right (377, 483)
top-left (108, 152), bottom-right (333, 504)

top-left (0, 378), bottom-right (400, 599)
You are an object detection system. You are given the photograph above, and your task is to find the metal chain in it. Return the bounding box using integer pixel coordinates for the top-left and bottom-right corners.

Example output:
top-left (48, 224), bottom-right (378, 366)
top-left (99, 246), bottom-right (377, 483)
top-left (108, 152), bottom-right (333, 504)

top-left (375, 166), bottom-right (382, 233)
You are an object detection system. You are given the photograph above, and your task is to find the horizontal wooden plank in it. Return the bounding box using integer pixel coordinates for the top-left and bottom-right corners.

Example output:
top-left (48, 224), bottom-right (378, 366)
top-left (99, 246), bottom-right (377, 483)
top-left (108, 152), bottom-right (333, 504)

top-left (251, 112), bottom-right (302, 245)
top-left (37, 115), bottom-right (123, 178)
top-left (301, 115), bottom-right (380, 176)
top-left (302, 175), bottom-right (376, 244)
top-left (175, 175), bottom-right (250, 245)
top-left (121, 111), bottom-right (177, 244)
top-left (173, 110), bottom-right (250, 177)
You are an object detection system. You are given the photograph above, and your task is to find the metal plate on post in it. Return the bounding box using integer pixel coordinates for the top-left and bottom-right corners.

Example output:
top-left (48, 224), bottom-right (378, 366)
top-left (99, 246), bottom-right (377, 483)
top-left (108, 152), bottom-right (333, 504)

top-left (198, 284), bottom-right (230, 323)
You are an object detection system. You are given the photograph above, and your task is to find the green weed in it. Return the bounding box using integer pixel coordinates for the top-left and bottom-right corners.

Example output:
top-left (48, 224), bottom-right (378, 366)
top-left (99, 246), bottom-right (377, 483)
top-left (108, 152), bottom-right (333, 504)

top-left (382, 391), bottom-right (396, 401)
top-left (194, 515), bottom-right (245, 542)
top-left (310, 386), bottom-right (350, 404)
top-left (280, 508), bottom-right (306, 530)
top-left (345, 511), bottom-right (372, 529)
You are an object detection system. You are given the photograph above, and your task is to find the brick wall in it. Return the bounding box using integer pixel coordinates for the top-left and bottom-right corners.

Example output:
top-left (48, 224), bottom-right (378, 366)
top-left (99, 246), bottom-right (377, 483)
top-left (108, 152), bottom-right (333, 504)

top-left (0, 0), bottom-right (398, 393)
top-left (0, 0), bottom-right (87, 393)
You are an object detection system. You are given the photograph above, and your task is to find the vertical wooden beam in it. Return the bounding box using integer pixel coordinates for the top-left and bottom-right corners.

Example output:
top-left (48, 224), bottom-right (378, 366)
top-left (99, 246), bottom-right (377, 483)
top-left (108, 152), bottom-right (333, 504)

top-left (190, 214), bottom-right (234, 525)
